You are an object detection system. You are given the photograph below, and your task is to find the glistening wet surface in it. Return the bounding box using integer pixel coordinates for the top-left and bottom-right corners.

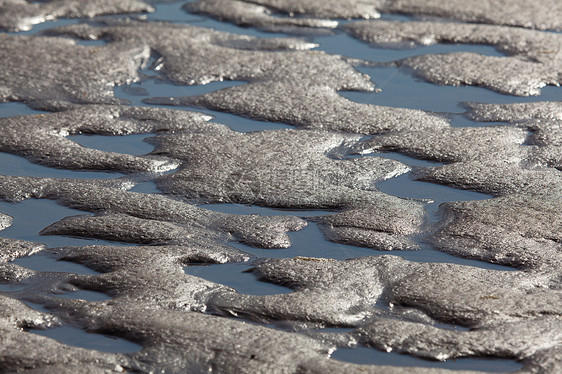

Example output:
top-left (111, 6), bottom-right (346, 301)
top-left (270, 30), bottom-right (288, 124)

top-left (0, 0), bottom-right (557, 371)
top-left (116, 79), bottom-right (245, 101)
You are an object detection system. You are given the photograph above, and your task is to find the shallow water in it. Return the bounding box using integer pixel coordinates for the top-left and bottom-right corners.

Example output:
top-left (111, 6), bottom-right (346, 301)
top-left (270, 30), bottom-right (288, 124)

top-left (7, 17), bottom-right (79, 36)
top-left (0, 199), bottom-right (132, 248)
top-left (315, 32), bottom-right (506, 62)
top-left (341, 65), bottom-right (561, 122)
top-left (0, 283), bottom-right (108, 302)
top-left (0, 0), bottom-right (552, 369)
top-left (0, 102), bottom-right (44, 118)
top-left (13, 253), bottom-right (100, 275)
top-left (31, 325), bottom-right (143, 353)
top-left (331, 346), bottom-right (522, 372)
top-left (235, 221), bottom-right (382, 261)
top-left (68, 134), bottom-right (154, 156)
top-left (376, 173), bottom-right (491, 220)
top-left (149, 0), bottom-right (292, 39)
top-left (185, 262), bottom-right (293, 295)
top-left (0, 152), bottom-right (122, 179)
top-left (203, 203), bottom-right (515, 271)
top-left (129, 180), bottom-right (160, 194)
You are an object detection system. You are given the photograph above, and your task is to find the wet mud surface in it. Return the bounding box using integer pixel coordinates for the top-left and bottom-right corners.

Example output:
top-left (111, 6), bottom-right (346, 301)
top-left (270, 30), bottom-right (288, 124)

top-left (0, 1), bottom-right (561, 373)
